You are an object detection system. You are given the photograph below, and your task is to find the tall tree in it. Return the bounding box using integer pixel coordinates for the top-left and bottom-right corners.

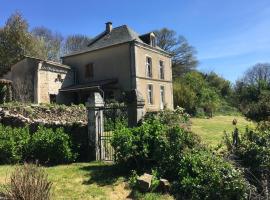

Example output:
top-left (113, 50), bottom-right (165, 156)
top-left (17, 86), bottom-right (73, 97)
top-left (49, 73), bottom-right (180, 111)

top-left (234, 63), bottom-right (270, 122)
top-left (62, 34), bottom-right (91, 55)
top-left (154, 28), bottom-right (198, 77)
top-left (32, 26), bottom-right (63, 61)
top-left (0, 12), bottom-right (45, 75)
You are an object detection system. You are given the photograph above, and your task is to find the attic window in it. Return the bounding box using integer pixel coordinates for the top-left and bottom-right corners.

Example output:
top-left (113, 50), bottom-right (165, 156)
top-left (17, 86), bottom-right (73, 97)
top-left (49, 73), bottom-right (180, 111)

top-left (85, 63), bottom-right (94, 78)
top-left (150, 36), bottom-right (156, 47)
top-left (55, 74), bottom-right (63, 83)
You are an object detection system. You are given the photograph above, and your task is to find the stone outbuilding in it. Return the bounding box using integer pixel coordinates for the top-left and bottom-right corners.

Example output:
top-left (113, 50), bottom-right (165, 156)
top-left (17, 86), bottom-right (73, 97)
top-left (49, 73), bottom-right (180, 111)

top-left (5, 56), bottom-right (74, 104)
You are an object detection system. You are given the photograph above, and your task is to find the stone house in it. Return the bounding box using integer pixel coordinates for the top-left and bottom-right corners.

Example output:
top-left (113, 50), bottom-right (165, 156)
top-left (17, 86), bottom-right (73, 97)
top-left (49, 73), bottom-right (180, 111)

top-left (5, 22), bottom-right (174, 111)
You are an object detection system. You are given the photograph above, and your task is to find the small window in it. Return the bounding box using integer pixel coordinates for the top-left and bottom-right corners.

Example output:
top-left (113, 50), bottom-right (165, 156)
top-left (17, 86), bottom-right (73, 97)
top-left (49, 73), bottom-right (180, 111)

top-left (160, 86), bottom-right (165, 109)
top-left (49, 94), bottom-right (56, 103)
top-left (151, 36), bottom-right (156, 47)
top-left (85, 63), bottom-right (94, 78)
top-left (159, 60), bottom-right (164, 79)
top-left (146, 57), bottom-right (152, 78)
top-left (147, 84), bottom-right (153, 105)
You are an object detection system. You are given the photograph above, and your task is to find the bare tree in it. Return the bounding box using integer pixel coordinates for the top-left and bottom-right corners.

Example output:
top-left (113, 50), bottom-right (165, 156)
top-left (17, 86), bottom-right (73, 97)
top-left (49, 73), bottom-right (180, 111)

top-left (32, 26), bottom-right (63, 61)
top-left (62, 34), bottom-right (91, 55)
top-left (243, 63), bottom-right (270, 85)
top-left (154, 28), bottom-right (198, 77)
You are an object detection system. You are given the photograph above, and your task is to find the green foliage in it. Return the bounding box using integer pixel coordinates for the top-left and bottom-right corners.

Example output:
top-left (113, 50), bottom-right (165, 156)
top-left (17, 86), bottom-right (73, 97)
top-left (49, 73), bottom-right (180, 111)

top-left (230, 127), bottom-right (270, 176)
top-left (112, 111), bottom-right (250, 199)
top-left (175, 150), bottom-right (249, 200)
top-left (234, 63), bottom-right (270, 121)
top-left (30, 127), bottom-right (76, 165)
top-left (111, 118), bottom-right (167, 169)
top-left (144, 107), bottom-right (190, 128)
top-left (0, 125), bottom-right (30, 164)
top-left (0, 125), bottom-right (76, 165)
top-left (173, 71), bottom-right (231, 117)
top-left (128, 170), bottom-right (138, 189)
top-left (0, 12), bottom-right (47, 75)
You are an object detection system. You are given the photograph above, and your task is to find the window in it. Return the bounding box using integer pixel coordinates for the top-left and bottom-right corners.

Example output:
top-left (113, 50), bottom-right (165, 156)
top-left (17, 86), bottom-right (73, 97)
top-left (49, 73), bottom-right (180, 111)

top-left (85, 63), bottom-right (94, 78)
top-left (146, 57), bottom-right (152, 78)
top-left (150, 36), bottom-right (156, 47)
top-left (49, 94), bottom-right (56, 103)
top-left (160, 86), bottom-right (165, 109)
top-left (147, 84), bottom-right (153, 105)
top-left (159, 60), bottom-right (164, 79)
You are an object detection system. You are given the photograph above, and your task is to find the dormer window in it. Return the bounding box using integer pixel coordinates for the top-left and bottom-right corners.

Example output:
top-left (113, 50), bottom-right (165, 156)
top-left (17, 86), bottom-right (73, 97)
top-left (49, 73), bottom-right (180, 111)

top-left (150, 36), bottom-right (156, 47)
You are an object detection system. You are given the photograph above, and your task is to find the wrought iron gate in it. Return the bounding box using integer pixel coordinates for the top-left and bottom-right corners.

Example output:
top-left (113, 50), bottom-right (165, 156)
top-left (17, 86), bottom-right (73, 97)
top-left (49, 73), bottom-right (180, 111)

top-left (97, 106), bottom-right (128, 161)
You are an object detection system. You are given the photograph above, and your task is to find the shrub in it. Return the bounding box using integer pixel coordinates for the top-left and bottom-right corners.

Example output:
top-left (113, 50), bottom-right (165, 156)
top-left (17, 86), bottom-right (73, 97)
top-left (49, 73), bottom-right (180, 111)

top-left (4, 164), bottom-right (52, 200)
top-left (29, 127), bottom-right (76, 165)
top-left (143, 107), bottom-right (190, 128)
top-left (175, 150), bottom-right (249, 200)
top-left (112, 118), bottom-right (201, 176)
top-left (0, 125), bottom-right (30, 164)
top-left (228, 127), bottom-right (270, 177)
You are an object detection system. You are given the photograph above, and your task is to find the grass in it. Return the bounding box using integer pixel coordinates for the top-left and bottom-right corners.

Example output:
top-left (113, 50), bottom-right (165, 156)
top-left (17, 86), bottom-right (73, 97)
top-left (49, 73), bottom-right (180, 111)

top-left (0, 162), bottom-right (173, 200)
top-left (191, 115), bottom-right (254, 146)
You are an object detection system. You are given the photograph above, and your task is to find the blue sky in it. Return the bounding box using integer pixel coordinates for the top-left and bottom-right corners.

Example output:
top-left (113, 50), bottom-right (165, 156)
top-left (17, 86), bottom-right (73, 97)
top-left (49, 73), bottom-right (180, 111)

top-left (1, 0), bottom-right (270, 82)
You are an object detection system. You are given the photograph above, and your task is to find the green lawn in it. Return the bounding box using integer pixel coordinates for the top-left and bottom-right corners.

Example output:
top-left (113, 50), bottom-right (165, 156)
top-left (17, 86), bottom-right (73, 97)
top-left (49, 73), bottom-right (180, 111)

top-left (0, 162), bottom-right (173, 200)
top-left (191, 115), bottom-right (254, 146)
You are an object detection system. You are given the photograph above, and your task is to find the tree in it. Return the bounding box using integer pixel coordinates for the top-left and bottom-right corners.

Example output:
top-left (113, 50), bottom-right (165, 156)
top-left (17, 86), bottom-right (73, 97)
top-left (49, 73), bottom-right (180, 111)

top-left (154, 28), bottom-right (198, 77)
top-left (32, 26), bottom-right (63, 61)
top-left (62, 34), bottom-right (91, 55)
top-left (234, 63), bottom-right (270, 122)
top-left (173, 71), bottom-right (221, 117)
top-left (204, 72), bottom-right (232, 98)
top-left (0, 12), bottom-right (45, 76)
top-left (242, 63), bottom-right (270, 85)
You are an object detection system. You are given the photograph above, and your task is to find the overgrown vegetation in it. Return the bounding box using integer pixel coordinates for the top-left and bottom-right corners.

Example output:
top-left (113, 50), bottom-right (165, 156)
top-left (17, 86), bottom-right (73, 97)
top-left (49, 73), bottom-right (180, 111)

top-left (224, 125), bottom-right (270, 198)
top-left (0, 125), bottom-right (76, 165)
top-left (111, 109), bottom-right (250, 199)
top-left (173, 71), bottom-right (234, 117)
top-left (234, 63), bottom-right (270, 122)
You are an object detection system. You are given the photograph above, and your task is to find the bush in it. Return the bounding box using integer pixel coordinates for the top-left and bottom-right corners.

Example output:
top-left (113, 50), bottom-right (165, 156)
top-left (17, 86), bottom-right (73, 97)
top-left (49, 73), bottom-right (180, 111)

top-left (224, 126), bottom-right (270, 197)
top-left (113, 112), bottom-right (250, 199)
top-left (112, 118), bottom-right (201, 177)
top-left (0, 125), bottom-right (76, 165)
top-left (143, 107), bottom-right (190, 128)
top-left (30, 127), bottom-right (76, 165)
top-left (0, 125), bottom-right (30, 164)
top-left (4, 164), bottom-right (52, 200)
top-left (175, 150), bottom-right (249, 200)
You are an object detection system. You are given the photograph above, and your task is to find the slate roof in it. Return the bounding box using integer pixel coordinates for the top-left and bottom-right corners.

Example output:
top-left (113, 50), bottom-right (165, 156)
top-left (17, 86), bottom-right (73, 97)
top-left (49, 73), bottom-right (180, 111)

top-left (62, 25), bottom-right (169, 58)
top-left (24, 56), bottom-right (71, 70)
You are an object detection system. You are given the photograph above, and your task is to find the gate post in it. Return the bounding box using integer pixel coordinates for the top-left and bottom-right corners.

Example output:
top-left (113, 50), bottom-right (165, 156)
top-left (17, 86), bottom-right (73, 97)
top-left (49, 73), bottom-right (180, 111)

top-left (126, 89), bottom-right (145, 127)
top-left (86, 92), bottom-right (104, 161)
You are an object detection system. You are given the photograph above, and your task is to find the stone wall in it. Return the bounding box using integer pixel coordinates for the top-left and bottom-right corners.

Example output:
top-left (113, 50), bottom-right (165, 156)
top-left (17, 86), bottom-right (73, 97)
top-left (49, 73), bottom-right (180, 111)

top-left (0, 104), bottom-right (91, 161)
top-left (37, 63), bottom-right (74, 104)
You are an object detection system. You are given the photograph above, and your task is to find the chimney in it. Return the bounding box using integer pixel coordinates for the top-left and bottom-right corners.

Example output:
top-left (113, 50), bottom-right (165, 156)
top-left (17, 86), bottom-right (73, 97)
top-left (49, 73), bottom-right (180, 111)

top-left (105, 22), bottom-right (112, 33)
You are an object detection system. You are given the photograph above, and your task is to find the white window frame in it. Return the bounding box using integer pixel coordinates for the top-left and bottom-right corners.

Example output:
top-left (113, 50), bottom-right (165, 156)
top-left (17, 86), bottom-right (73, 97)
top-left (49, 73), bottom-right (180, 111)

top-left (159, 60), bottom-right (165, 79)
top-left (147, 84), bottom-right (154, 105)
top-left (160, 85), bottom-right (165, 109)
top-left (146, 56), bottom-right (152, 78)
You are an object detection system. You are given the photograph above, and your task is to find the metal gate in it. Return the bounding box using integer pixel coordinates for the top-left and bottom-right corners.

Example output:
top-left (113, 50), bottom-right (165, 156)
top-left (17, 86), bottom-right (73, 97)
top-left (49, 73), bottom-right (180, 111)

top-left (97, 106), bottom-right (128, 161)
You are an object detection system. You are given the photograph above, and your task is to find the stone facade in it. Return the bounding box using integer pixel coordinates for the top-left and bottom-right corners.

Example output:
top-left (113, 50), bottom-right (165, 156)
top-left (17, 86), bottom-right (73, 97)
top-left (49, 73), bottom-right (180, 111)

top-left (5, 23), bottom-right (174, 111)
top-left (7, 56), bottom-right (74, 104)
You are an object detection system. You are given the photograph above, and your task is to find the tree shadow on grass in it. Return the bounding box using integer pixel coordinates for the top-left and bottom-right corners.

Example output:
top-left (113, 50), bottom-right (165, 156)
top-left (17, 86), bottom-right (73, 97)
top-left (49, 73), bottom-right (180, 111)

top-left (80, 162), bottom-right (130, 186)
